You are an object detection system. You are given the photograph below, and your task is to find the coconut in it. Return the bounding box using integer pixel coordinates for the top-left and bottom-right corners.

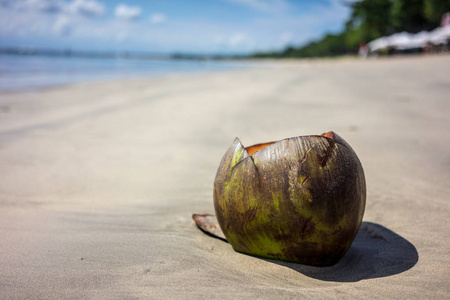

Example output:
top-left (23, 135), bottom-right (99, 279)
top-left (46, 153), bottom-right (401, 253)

top-left (213, 131), bottom-right (366, 266)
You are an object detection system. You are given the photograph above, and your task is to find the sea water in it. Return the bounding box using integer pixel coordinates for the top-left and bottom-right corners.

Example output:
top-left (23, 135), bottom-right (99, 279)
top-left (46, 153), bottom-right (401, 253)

top-left (0, 54), bottom-right (246, 91)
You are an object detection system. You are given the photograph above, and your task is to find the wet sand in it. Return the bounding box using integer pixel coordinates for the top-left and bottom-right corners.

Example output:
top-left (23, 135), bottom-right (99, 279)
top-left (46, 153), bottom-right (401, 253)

top-left (0, 55), bottom-right (449, 298)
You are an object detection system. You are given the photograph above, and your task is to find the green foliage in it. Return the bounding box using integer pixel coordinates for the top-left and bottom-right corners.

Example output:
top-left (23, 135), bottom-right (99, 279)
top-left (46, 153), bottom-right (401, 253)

top-left (251, 0), bottom-right (450, 58)
top-left (347, 0), bottom-right (392, 38)
top-left (423, 0), bottom-right (450, 24)
top-left (391, 0), bottom-right (430, 32)
top-left (345, 27), bottom-right (367, 49)
top-left (282, 33), bottom-right (349, 58)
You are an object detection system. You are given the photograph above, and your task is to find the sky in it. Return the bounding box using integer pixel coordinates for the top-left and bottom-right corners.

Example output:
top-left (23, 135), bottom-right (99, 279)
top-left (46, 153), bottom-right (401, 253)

top-left (0, 0), bottom-right (352, 55)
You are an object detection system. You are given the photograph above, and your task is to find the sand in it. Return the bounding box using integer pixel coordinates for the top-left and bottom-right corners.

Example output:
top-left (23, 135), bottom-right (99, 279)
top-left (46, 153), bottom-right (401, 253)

top-left (0, 55), bottom-right (449, 298)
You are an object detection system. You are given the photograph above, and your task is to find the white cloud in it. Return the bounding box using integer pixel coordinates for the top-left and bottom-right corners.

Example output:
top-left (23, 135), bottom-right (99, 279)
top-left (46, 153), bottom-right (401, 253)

top-left (0, 0), bottom-right (108, 47)
top-left (115, 4), bottom-right (142, 21)
top-left (68, 0), bottom-right (105, 18)
top-left (17, 0), bottom-right (64, 13)
top-left (150, 13), bottom-right (166, 24)
top-left (0, 0), bottom-right (352, 54)
top-left (5, 0), bottom-right (105, 18)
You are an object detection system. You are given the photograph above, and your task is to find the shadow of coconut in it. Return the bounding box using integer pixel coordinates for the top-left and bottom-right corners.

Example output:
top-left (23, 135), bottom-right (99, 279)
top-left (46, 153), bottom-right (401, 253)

top-left (192, 215), bottom-right (418, 282)
top-left (264, 222), bottom-right (419, 282)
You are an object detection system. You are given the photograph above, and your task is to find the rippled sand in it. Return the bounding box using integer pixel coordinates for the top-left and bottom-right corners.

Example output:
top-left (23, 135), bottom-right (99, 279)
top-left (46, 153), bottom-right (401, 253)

top-left (0, 55), bottom-right (449, 298)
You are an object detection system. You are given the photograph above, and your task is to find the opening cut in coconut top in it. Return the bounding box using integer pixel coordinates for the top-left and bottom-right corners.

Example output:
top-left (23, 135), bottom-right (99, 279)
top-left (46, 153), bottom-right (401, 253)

top-left (322, 131), bottom-right (335, 140)
top-left (245, 142), bottom-right (275, 157)
top-left (244, 132), bottom-right (337, 157)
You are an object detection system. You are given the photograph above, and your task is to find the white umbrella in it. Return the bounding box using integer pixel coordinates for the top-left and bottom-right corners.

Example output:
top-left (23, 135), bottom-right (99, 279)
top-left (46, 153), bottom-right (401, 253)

top-left (430, 26), bottom-right (450, 45)
top-left (387, 32), bottom-right (414, 50)
top-left (408, 31), bottom-right (431, 48)
top-left (368, 26), bottom-right (449, 52)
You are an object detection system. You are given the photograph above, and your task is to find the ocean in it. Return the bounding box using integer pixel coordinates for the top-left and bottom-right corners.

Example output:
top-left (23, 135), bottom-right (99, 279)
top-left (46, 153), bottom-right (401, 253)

top-left (0, 54), bottom-right (247, 91)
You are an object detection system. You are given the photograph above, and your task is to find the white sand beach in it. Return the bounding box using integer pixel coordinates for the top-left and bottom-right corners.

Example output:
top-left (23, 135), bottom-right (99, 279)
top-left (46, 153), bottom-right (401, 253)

top-left (0, 55), bottom-right (449, 298)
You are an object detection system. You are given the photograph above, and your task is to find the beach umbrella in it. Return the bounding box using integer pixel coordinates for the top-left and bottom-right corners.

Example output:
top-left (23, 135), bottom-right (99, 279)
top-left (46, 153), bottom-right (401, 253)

top-left (388, 32), bottom-right (414, 50)
top-left (408, 31), bottom-right (431, 48)
top-left (430, 26), bottom-right (450, 45)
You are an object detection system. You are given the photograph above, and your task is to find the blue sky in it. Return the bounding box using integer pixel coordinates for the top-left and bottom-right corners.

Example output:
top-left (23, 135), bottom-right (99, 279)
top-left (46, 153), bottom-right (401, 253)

top-left (0, 0), bottom-right (352, 54)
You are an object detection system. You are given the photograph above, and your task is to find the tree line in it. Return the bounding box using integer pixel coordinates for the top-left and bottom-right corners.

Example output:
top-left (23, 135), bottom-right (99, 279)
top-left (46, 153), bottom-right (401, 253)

top-left (252, 0), bottom-right (450, 58)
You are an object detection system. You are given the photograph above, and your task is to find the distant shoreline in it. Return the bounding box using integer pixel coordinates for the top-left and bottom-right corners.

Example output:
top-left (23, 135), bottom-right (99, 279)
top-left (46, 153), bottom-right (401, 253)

top-left (0, 47), bottom-right (248, 61)
top-left (0, 53), bottom-right (254, 92)
top-left (1, 51), bottom-right (447, 93)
